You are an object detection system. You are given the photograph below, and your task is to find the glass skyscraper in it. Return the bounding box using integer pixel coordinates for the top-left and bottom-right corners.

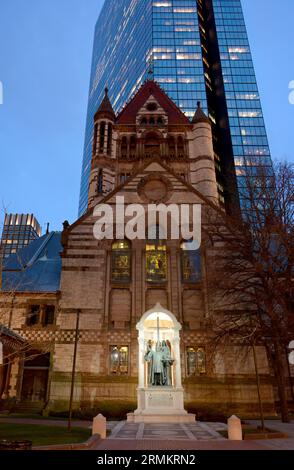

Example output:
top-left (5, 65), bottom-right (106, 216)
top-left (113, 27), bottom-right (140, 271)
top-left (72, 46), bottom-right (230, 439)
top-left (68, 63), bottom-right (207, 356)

top-left (1, 214), bottom-right (41, 258)
top-left (79, 0), bottom-right (271, 215)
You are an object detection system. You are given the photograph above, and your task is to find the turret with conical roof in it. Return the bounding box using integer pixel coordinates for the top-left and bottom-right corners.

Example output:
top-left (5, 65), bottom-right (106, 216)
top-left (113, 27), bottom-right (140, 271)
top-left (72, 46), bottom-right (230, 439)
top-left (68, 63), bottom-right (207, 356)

top-left (88, 88), bottom-right (116, 209)
top-left (188, 102), bottom-right (219, 203)
top-left (192, 101), bottom-right (211, 125)
top-left (94, 87), bottom-right (116, 121)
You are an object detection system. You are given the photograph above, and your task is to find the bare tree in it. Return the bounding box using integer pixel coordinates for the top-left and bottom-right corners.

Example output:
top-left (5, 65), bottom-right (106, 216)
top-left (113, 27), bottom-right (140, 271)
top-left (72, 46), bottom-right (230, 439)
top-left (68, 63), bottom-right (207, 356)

top-left (204, 161), bottom-right (294, 422)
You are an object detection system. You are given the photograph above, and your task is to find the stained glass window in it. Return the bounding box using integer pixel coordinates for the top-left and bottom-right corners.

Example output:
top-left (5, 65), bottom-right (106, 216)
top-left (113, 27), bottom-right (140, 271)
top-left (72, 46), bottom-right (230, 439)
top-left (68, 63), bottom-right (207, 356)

top-left (187, 347), bottom-right (206, 376)
top-left (181, 241), bottom-right (201, 283)
top-left (146, 226), bottom-right (167, 283)
top-left (111, 240), bottom-right (131, 283)
top-left (110, 345), bottom-right (129, 375)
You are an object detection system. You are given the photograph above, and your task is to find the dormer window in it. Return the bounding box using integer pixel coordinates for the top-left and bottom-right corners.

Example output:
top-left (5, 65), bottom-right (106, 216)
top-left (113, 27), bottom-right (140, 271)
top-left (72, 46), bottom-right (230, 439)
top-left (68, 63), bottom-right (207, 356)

top-left (149, 117), bottom-right (155, 125)
top-left (157, 117), bottom-right (163, 125)
top-left (141, 117), bottom-right (147, 125)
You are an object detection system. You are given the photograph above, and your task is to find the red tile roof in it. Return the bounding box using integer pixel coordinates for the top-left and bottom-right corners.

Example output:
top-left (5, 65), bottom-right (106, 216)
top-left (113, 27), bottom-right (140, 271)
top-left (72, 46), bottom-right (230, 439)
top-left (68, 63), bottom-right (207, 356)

top-left (116, 80), bottom-right (191, 125)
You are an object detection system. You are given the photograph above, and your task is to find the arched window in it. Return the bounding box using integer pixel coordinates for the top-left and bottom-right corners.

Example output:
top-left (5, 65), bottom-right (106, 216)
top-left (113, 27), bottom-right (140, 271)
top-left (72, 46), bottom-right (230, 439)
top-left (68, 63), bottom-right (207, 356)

top-left (130, 135), bottom-right (136, 157)
top-left (178, 136), bottom-right (185, 157)
top-left (187, 347), bottom-right (206, 375)
top-left (168, 136), bottom-right (176, 157)
top-left (107, 123), bottom-right (112, 155)
top-left (157, 117), bottom-right (163, 125)
top-left (121, 136), bottom-right (127, 158)
top-left (97, 169), bottom-right (103, 194)
top-left (99, 121), bottom-right (106, 152)
top-left (111, 240), bottom-right (131, 283)
top-left (110, 345), bottom-right (129, 375)
top-left (180, 240), bottom-right (201, 283)
top-left (146, 225), bottom-right (167, 283)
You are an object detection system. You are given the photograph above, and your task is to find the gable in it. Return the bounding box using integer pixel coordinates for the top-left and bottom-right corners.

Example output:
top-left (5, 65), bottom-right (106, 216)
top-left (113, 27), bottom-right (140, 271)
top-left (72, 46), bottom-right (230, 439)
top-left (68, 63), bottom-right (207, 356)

top-left (103, 161), bottom-right (207, 207)
top-left (68, 157), bottom-right (221, 234)
top-left (116, 80), bottom-right (190, 125)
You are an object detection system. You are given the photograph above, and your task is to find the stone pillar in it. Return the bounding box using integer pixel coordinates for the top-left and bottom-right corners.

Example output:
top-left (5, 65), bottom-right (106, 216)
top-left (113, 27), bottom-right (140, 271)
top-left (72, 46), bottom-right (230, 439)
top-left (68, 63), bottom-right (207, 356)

top-left (97, 122), bottom-right (102, 154)
top-left (228, 415), bottom-right (243, 441)
top-left (138, 333), bottom-right (145, 389)
top-left (103, 122), bottom-right (109, 154)
top-left (92, 414), bottom-right (106, 439)
top-left (173, 336), bottom-right (182, 388)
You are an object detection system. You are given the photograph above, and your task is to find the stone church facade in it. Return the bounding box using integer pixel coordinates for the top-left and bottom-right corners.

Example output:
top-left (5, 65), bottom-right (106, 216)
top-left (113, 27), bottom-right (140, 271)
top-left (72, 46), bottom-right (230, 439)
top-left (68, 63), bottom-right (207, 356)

top-left (0, 81), bottom-right (276, 417)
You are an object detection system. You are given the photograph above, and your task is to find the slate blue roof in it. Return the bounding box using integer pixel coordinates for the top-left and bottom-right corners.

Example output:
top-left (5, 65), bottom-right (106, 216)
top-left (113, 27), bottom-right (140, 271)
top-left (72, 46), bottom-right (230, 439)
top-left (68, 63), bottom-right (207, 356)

top-left (1, 232), bottom-right (62, 293)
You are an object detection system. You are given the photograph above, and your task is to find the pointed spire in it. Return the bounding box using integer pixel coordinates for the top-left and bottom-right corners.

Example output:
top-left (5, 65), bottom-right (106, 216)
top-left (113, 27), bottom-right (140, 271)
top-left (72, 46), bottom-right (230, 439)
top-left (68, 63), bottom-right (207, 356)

top-left (192, 101), bottom-right (210, 124)
top-left (94, 87), bottom-right (116, 121)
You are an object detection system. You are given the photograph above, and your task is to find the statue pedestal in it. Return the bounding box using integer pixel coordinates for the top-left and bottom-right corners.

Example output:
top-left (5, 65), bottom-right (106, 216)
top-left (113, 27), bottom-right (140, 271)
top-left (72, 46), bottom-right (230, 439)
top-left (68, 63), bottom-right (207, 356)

top-left (127, 387), bottom-right (196, 423)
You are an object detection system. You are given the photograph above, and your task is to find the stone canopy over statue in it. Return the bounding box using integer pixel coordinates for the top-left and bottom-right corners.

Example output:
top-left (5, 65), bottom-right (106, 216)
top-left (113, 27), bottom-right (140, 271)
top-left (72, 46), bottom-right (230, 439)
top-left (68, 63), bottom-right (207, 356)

top-left (128, 305), bottom-right (195, 423)
top-left (144, 339), bottom-right (174, 387)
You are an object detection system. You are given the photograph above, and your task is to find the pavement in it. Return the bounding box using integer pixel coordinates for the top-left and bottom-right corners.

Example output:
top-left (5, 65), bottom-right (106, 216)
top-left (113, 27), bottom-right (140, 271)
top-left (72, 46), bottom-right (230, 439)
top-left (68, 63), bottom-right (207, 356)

top-left (1, 416), bottom-right (294, 450)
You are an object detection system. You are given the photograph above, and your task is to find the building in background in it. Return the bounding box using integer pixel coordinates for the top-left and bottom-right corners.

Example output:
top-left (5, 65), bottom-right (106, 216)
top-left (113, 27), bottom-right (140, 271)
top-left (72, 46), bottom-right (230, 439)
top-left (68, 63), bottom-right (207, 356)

top-left (1, 214), bottom-right (41, 258)
top-left (79, 0), bottom-right (272, 216)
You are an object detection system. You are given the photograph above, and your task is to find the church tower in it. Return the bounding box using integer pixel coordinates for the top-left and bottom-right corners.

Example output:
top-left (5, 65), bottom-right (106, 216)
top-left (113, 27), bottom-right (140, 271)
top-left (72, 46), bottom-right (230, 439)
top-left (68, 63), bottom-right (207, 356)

top-left (88, 88), bottom-right (116, 208)
top-left (188, 102), bottom-right (219, 204)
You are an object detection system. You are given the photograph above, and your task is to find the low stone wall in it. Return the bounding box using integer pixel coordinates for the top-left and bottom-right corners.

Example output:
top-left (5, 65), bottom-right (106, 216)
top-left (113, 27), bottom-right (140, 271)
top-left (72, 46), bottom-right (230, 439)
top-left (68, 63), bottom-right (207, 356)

top-left (184, 375), bottom-right (277, 418)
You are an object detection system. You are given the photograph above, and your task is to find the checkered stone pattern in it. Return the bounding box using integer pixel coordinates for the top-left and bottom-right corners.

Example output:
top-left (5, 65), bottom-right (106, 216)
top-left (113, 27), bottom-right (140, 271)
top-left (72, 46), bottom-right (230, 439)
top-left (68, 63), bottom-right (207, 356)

top-left (107, 332), bottom-right (132, 343)
top-left (14, 329), bottom-right (57, 343)
top-left (185, 422), bottom-right (226, 441)
top-left (79, 330), bottom-right (102, 343)
top-left (143, 424), bottom-right (189, 441)
top-left (183, 333), bottom-right (207, 344)
top-left (109, 422), bottom-right (227, 441)
top-left (56, 330), bottom-right (76, 343)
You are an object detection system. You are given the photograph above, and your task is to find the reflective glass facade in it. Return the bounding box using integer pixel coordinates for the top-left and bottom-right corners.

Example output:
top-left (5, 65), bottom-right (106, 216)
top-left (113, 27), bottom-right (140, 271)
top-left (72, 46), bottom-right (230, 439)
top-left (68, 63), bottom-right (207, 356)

top-left (1, 214), bottom-right (41, 258)
top-left (79, 0), bottom-right (272, 215)
top-left (211, 0), bottom-right (272, 208)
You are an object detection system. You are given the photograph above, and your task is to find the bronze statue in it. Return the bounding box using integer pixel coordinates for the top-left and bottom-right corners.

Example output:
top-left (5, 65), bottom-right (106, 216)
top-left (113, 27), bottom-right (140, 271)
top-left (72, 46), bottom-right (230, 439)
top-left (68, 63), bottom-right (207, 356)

top-left (144, 340), bottom-right (174, 387)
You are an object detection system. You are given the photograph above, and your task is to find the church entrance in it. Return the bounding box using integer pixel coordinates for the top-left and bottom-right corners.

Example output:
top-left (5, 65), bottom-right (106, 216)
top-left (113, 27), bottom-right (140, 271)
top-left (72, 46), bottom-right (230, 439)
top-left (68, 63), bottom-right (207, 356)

top-left (128, 304), bottom-right (195, 423)
top-left (21, 351), bottom-right (50, 402)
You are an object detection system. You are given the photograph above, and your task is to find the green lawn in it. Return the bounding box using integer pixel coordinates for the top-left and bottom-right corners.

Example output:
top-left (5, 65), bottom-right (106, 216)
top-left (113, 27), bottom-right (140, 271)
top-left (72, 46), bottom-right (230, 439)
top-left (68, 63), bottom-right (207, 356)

top-left (0, 423), bottom-right (91, 446)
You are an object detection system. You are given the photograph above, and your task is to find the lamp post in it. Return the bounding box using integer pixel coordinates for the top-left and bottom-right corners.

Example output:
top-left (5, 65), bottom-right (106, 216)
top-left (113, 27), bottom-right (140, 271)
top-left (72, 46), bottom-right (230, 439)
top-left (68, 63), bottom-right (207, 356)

top-left (67, 309), bottom-right (80, 432)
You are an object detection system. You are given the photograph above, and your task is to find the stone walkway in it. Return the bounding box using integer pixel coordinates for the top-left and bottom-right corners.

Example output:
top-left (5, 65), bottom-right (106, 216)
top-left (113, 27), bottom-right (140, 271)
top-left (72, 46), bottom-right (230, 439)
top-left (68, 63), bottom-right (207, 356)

top-left (1, 416), bottom-right (294, 450)
top-left (108, 421), bottom-right (227, 441)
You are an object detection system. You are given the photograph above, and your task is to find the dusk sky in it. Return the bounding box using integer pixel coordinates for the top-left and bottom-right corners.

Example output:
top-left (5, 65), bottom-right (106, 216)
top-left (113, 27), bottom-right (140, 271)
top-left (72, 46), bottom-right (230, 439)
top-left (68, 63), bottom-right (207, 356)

top-left (0, 0), bottom-right (293, 232)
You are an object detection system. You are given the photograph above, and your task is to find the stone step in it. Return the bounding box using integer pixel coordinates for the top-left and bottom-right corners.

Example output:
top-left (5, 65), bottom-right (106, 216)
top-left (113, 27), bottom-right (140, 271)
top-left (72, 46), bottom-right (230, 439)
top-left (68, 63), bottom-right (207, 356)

top-left (13, 401), bottom-right (45, 414)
